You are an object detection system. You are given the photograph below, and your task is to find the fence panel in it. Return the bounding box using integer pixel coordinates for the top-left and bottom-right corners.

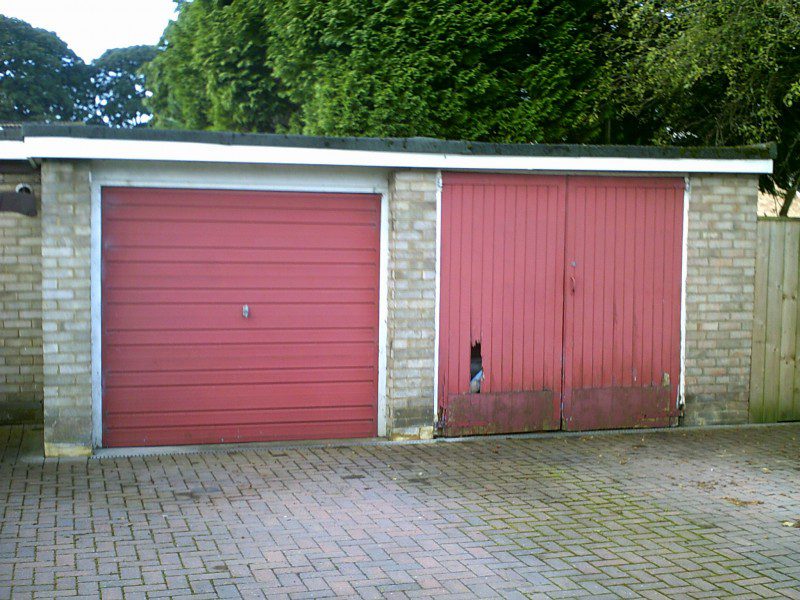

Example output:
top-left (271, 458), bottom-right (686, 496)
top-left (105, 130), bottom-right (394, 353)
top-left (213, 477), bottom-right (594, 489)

top-left (750, 218), bottom-right (800, 422)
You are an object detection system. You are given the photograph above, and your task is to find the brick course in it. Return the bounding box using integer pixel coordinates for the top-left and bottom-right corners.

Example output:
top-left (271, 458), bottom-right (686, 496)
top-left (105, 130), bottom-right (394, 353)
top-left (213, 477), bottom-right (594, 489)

top-left (386, 171), bottom-right (438, 439)
top-left (40, 160), bottom-right (92, 456)
top-left (0, 165), bottom-right (42, 424)
top-left (684, 174), bottom-right (758, 425)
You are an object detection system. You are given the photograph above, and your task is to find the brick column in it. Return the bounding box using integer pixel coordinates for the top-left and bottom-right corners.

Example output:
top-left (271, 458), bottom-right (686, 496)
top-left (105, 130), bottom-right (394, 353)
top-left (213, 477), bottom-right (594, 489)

top-left (40, 160), bottom-right (93, 456)
top-left (684, 174), bottom-right (758, 425)
top-left (386, 171), bottom-right (438, 439)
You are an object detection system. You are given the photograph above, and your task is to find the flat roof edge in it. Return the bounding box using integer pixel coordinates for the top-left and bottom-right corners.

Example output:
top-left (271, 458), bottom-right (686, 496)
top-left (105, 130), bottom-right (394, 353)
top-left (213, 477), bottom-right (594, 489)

top-left (8, 123), bottom-right (775, 162)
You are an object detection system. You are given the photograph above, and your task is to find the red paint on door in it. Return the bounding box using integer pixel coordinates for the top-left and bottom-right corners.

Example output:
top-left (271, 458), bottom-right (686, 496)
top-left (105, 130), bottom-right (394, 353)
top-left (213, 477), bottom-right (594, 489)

top-left (562, 177), bottom-right (684, 430)
top-left (102, 187), bottom-right (380, 447)
top-left (439, 174), bottom-right (684, 434)
top-left (438, 173), bottom-right (566, 434)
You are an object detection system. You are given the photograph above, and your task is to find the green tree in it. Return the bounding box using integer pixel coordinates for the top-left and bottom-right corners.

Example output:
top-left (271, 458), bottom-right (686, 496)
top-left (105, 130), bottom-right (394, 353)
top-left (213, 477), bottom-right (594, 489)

top-left (144, 0), bottom-right (294, 131)
top-left (0, 16), bottom-right (92, 121)
top-left (89, 45), bottom-right (158, 127)
top-left (145, 0), bottom-right (612, 142)
top-left (608, 0), bottom-right (800, 212)
top-left (267, 0), bottom-right (610, 142)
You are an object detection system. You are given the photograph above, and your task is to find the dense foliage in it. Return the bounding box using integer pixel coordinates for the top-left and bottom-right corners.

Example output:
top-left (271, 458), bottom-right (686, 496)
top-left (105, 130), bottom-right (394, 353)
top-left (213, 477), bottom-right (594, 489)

top-left (145, 0), bottom-right (611, 141)
top-left (89, 45), bottom-right (158, 127)
top-left (608, 0), bottom-right (800, 212)
top-left (144, 0), bottom-right (798, 208)
top-left (266, 0), bottom-right (610, 141)
top-left (144, 0), bottom-right (294, 131)
top-left (0, 16), bottom-right (155, 127)
top-left (0, 16), bottom-right (91, 122)
top-left (3, 1), bottom-right (799, 209)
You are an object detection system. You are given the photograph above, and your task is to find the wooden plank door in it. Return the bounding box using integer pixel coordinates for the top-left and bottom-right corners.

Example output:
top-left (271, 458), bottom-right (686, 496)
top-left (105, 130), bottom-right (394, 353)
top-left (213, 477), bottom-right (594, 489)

top-left (438, 173), bottom-right (566, 435)
top-left (562, 177), bottom-right (684, 430)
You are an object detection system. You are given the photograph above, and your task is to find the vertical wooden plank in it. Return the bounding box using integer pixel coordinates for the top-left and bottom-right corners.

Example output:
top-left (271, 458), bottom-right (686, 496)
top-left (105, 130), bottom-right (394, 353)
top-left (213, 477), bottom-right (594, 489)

top-left (763, 222), bottom-right (785, 423)
top-left (470, 185), bottom-right (483, 344)
top-left (792, 222), bottom-right (800, 420)
top-left (458, 185), bottom-right (473, 394)
top-left (490, 185), bottom-right (505, 393)
top-left (482, 184), bottom-right (495, 393)
top-left (522, 187), bottom-right (536, 391)
top-left (591, 185), bottom-right (605, 387)
top-left (500, 186), bottom-right (514, 389)
top-left (780, 222), bottom-right (800, 420)
top-left (537, 185), bottom-right (552, 391)
top-left (552, 178), bottom-right (567, 398)
top-left (512, 186), bottom-right (526, 390)
top-left (621, 186), bottom-right (636, 387)
top-left (642, 187), bottom-right (657, 385)
top-left (580, 184), bottom-right (594, 391)
top-left (448, 185), bottom-right (463, 395)
top-left (561, 177), bottom-right (575, 423)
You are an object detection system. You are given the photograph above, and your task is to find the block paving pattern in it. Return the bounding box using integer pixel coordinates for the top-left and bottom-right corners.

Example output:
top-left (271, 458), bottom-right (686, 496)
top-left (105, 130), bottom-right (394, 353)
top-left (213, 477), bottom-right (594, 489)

top-left (1, 424), bottom-right (799, 599)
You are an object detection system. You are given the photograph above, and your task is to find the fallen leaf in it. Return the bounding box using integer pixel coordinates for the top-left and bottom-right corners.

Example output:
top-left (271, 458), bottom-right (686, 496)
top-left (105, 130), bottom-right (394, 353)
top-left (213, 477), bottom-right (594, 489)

top-left (762, 467), bottom-right (772, 474)
top-left (782, 520), bottom-right (800, 528)
top-left (722, 497), bottom-right (764, 507)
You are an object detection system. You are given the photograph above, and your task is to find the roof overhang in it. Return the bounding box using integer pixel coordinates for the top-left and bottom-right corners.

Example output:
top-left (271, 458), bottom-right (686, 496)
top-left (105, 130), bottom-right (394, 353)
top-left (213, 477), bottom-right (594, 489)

top-left (0, 125), bottom-right (774, 175)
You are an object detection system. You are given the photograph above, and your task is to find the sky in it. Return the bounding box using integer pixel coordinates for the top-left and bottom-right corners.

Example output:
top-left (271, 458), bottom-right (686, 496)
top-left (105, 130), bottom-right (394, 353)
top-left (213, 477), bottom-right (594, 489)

top-left (1, 0), bottom-right (177, 62)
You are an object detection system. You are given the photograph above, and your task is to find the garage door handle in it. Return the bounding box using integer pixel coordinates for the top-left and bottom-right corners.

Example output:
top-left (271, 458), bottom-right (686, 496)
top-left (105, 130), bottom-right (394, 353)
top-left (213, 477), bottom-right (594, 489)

top-left (242, 304), bottom-right (250, 318)
top-left (569, 276), bottom-right (576, 294)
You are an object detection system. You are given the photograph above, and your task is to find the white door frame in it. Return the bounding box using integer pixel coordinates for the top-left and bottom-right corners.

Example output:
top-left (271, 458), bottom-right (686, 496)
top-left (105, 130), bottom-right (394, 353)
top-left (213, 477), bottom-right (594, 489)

top-left (90, 160), bottom-right (391, 447)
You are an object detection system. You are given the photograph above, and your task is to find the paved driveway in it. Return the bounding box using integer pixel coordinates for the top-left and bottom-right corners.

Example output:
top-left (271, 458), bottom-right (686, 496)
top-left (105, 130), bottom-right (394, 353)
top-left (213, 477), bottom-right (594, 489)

top-left (1, 424), bottom-right (799, 599)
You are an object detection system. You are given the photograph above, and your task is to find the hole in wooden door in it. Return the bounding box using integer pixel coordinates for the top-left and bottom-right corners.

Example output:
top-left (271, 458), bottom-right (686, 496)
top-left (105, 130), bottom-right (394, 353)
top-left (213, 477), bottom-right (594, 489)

top-left (470, 342), bottom-right (483, 393)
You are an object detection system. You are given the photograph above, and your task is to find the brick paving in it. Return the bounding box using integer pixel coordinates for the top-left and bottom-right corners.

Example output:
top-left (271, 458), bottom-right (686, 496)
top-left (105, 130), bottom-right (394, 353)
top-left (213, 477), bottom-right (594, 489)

top-left (1, 424), bottom-right (799, 599)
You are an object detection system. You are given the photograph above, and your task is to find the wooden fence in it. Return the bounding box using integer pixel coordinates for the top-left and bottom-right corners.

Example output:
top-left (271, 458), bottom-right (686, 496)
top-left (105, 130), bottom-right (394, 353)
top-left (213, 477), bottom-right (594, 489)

top-left (750, 217), bottom-right (800, 422)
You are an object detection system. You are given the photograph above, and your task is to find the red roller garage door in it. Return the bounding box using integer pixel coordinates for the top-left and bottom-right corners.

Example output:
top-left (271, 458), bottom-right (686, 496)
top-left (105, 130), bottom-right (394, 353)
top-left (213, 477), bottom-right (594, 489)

top-left (102, 187), bottom-right (380, 447)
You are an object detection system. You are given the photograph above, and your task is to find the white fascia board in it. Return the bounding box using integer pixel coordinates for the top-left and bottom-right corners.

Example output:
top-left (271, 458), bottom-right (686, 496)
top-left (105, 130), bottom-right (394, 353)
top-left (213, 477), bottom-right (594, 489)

top-left (0, 141), bottom-right (28, 160)
top-left (20, 136), bottom-right (773, 174)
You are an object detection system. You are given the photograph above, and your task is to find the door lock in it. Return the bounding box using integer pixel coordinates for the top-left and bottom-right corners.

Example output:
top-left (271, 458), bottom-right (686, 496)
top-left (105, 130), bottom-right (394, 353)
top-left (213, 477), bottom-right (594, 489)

top-left (242, 304), bottom-right (250, 318)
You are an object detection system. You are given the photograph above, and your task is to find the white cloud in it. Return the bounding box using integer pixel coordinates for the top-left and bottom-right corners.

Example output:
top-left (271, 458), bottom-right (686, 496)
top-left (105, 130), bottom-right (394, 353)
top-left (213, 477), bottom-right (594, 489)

top-left (1, 0), bottom-right (177, 62)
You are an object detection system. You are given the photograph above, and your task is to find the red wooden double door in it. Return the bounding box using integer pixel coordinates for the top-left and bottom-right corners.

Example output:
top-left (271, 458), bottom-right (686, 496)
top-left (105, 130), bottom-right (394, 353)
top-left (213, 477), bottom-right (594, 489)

top-left (438, 173), bottom-right (684, 434)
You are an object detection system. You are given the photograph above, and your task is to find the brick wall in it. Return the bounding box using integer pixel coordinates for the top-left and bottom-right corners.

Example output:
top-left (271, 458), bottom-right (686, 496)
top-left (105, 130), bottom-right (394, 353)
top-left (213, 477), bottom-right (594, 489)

top-left (386, 171), bottom-right (438, 439)
top-left (0, 165), bottom-right (42, 424)
top-left (41, 160), bottom-right (93, 456)
top-left (684, 174), bottom-right (758, 425)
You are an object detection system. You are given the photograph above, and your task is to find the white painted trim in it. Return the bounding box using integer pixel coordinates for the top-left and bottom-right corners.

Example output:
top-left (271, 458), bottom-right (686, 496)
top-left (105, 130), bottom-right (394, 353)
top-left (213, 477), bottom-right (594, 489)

top-left (0, 140), bottom-right (27, 160)
top-left (432, 171), bottom-right (443, 425)
top-left (679, 177), bottom-right (691, 409)
top-left (89, 161), bottom-right (391, 447)
top-left (90, 173), bottom-right (102, 447)
top-left (18, 136), bottom-right (772, 174)
top-left (377, 191), bottom-right (389, 437)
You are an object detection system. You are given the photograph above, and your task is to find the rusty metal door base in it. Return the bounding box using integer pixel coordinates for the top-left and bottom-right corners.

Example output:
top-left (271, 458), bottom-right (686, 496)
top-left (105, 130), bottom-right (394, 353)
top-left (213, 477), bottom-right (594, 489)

top-left (440, 391), bottom-right (558, 437)
top-left (562, 386), bottom-right (676, 431)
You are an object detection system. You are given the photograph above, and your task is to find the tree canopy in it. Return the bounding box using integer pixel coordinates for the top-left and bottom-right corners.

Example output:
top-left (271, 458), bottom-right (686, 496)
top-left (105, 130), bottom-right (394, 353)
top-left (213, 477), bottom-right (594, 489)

top-left (0, 16), bottom-right (91, 122)
top-left (607, 0), bottom-right (800, 212)
top-left (144, 0), bottom-right (294, 131)
top-left (0, 15), bottom-right (156, 127)
top-left (145, 0), bottom-right (612, 141)
top-left (3, 2), bottom-right (798, 210)
top-left (89, 45), bottom-right (158, 127)
top-left (266, 0), bottom-right (610, 142)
